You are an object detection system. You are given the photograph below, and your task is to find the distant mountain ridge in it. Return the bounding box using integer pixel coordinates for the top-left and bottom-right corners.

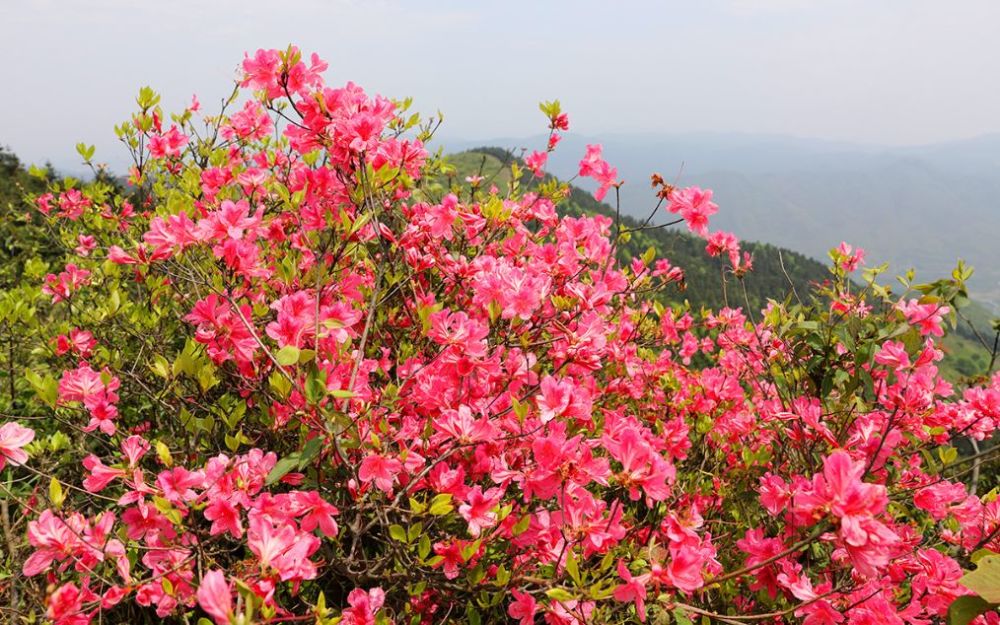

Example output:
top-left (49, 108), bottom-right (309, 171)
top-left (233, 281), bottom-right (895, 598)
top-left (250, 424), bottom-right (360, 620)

top-left (445, 132), bottom-right (1000, 311)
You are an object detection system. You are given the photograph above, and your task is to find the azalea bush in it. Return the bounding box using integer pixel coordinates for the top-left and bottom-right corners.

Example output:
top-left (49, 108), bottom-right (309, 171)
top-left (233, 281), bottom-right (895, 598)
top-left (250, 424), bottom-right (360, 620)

top-left (1, 46), bottom-right (999, 625)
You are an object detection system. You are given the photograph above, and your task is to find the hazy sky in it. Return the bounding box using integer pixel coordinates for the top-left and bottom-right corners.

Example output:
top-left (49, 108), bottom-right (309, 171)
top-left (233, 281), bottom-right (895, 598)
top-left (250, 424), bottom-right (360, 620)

top-left (3, 0), bottom-right (1000, 170)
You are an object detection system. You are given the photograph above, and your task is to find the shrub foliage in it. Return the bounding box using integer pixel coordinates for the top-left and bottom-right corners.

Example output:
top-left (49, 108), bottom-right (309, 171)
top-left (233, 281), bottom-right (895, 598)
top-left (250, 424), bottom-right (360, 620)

top-left (1, 46), bottom-right (998, 625)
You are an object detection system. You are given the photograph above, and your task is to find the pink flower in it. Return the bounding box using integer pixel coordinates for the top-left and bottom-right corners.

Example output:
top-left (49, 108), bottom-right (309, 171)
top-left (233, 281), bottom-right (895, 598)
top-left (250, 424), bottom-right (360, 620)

top-left (56, 189), bottom-right (90, 221)
top-left (290, 490), bottom-right (340, 537)
top-left (578, 144), bottom-right (618, 201)
top-left (121, 435), bottom-right (150, 466)
top-left (668, 186), bottom-right (718, 237)
top-left (148, 125), bottom-right (189, 159)
top-left (241, 48), bottom-right (282, 98)
top-left (792, 451), bottom-right (899, 577)
top-left (82, 455), bottom-right (125, 492)
top-left (196, 570), bottom-right (233, 625)
top-left (603, 426), bottom-right (674, 502)
top-left (247, 513), bottom-right (320, 582)
top-left (204, 498), bottom-right (244, 538)
top-left (508, 590), bottom-right (537, 625)
top-left (665, 544), bottom-right (705, 593)
top-left (835, 241), bottom-right (865, 272)
top-left (185, 295), bottom-right (259, 367)
top-left (42, 263), bottom-right (91, 303)
top-left (197, 199), bottom-right (261, 242)
top-left (143, 212), bottom-right (199, 257)
top-left (0, 422), bottom-right (34, 470)
top-left (705, 230), bottom-right (741, 266)
top-left (54, 328), bottom-right (96, 358)
top-left (156, 466), bottom-right (205, 504)
top-left (423, 194), bottom-right (459, 241)
top-left (74, 234), bottom-right (96, 257)
top-left (221, 100), bottom-right (274, 142)
top-left (23, 510), bottom-right (79, 576)
top-left (874, 340), bottom-right (910, 370)
top-left (536, 375), bottom-right (573, 423)
top-left (340, 587), bottom-right (386, 625)
top-left (434, 405), bottom-right (498, 444)
top-left (345, 112), bottom-right (385, 153)
top-left (358, 454), bottom-right (403, 494)
top-left (47, 582), bottom-right (96, 625)
top-left (525, 150), bottom-right (548, 177)
top-left (58, 364), bottom-right (120, 435)
top-left (459, 486), bottom-right (503, 537)
top-left (897, 299), bottom-right (950, 337)
top-left (757, 473), bottom-right (791, 517)
top-left (613, 559), bottom-right (650, 621)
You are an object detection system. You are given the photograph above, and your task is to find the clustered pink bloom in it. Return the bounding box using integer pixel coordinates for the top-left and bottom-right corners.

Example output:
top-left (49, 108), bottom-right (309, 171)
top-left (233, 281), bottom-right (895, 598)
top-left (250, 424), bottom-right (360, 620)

top-left (54, 328), bottom-right (97, 358)
top-left (525, 149), bottom-right (548, 177)
top-left (42, 263), bottom-right (90, 302)
top-left (897, 298), bottom-right (950, 336)
top-left (58, 364), bottom-right (120, 434)
top-left (578, 144), bottom-right (619, 201)
top-left (0, 422), bottom-right (34, 470)
top-left (9, 45), bottom-right (998, 625)
top-left (836, 241), bottom-right (866, 272)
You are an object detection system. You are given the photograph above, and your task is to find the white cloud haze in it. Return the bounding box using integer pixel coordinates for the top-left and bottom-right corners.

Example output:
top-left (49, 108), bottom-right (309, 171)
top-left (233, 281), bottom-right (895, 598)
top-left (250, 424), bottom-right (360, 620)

top-left (2, 0), bottom-right (1000, 169)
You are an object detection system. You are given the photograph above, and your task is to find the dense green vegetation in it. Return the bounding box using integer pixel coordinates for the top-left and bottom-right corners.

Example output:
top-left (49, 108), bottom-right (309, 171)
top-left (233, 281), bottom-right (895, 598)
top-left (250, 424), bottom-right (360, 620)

top-left (0, 147), bottom-right (56, 287)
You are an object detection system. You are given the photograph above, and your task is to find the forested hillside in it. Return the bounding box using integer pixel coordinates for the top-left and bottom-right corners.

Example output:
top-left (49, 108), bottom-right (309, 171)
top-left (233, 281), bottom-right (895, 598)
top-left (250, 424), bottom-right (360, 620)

top-left (439, 147), bottom-right (996, 378)
top-left (463, 132), bottom-right (1000, 310)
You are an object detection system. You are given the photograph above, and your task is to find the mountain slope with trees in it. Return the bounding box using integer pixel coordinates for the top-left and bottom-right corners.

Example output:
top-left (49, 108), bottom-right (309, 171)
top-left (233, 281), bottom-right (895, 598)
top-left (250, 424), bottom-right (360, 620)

top-left (440, 147), bottom-right (996, 379)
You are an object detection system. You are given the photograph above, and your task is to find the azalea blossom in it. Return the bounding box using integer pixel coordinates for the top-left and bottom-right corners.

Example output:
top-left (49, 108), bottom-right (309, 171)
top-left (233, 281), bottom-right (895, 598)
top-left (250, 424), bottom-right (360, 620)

top-left (0, 422), bottom-right (34, 470)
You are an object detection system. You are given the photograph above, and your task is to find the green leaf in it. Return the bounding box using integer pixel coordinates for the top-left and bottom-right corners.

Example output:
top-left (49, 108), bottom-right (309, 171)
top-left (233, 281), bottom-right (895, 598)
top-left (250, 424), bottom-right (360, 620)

top-left (460, 539), bottom-right (480, 562)
top-left (512, 514), bottom-right (531, 536)
top-left (565, 550), bottom-right (581, 586)
top-left (429, 493), bottom-right (454, 516)
top-left (418, 534), bottom-right (431, 560)
top-left (150, 354), bottom-right (171, 379)
top-left (545, 588), bottom-right (574, 602)
top-left (408, 522), bottom-right (423, 543)
top-left (495, 564), bottom-right (510, 587)
top-left (672, 607), bottom-right (694, 625)
top-left (961, 554), bottom-right (1000, 603)
top-left (276, 345), bottom-right (300, 366)
top-left (75, 143), bottom-right (96, 162)
top-left (155, 440), bottom-right (173, 466)
top-left (269, 371), bottom-right (292, 398)
top-left (25, 369), bottom-right (58, 408)
top-left (389, 524), bottom-right (407, 542)
top-left (297, 437), bottom-right (323, 469)
top-left (938, 446), bottom-right (958, 466)
top-left (265, 454), bottom-right (300, 485)
top-left (465, 603), bottom-right (481, 625)
top-left (49, 477), bottom-right (65, 509)
top-left (947, 595), bottom-right (994, 625)
top-left (304, 367), bottom-right (327, 405)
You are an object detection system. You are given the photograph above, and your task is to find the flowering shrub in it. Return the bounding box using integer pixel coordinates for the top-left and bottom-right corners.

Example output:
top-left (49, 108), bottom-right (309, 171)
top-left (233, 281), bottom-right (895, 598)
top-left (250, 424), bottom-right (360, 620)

top-left (1, 46), bottom-right (999, 625)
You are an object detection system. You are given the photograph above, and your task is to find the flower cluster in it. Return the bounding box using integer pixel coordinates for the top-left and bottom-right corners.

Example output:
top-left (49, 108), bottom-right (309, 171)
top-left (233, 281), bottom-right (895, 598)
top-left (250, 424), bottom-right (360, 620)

top-left (3, 45), bottom-right (997, 625)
